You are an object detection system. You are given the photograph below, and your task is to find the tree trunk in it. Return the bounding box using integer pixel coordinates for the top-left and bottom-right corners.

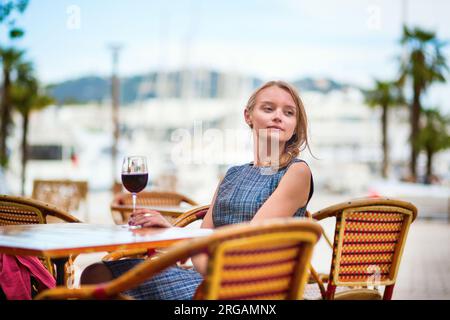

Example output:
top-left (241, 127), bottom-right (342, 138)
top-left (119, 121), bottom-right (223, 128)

top-left (21, 112), bottom-right (29, 196)
top-left (0, 69), bottom-right (11, 168)
top-left (381, 104), bottom-right (389, 178)
top-left (409, 83), bottom-right (421, 182)
top-left (425, 148), bottom-right (433, 185)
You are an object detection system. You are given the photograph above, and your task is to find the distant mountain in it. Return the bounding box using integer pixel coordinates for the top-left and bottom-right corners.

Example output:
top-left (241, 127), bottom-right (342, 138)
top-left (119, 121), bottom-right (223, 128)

top-left (293, 77), bottom-right (351, 93)
top-left (46, 71), bottom-right (355, 105)
top-left (47, 76), bottom-right (109, 105)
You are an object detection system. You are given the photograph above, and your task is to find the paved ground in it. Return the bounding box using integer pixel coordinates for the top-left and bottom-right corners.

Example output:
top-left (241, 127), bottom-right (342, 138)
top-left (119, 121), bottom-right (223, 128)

top-left (71, 191), bottom-right (450, 299)
top-left (394, 220), bottom-right (450, 299)
top-left (306, 218), bottom-right (450, 299)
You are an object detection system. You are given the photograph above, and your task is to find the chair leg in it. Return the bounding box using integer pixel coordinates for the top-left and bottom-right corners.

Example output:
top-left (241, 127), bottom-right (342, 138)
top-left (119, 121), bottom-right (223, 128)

top-left (383, 284), bottom-right (395, 300)
top-left (325, 284), bottom-right (336, 300)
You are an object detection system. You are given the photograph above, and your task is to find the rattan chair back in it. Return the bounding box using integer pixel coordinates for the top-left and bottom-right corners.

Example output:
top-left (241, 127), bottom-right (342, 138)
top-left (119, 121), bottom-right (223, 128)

top-left (0, 201), bottom-right (45, 225)
top-left (313, 197), bottom-right (417, 300)
top-left (0, 195), bottom-right (80, 224)
top-left (172, 205), bottom-right (209, 227)
top-left (114, 191), bottom-right (197, 207)
top-left (32, 179), bottom-right (88, 215)
top-left (36, 218), bottom-right (322, 300)
top-left (0, 195), bottom-right (81, 278)
top-left (111, 191), bottom-right (198, 224)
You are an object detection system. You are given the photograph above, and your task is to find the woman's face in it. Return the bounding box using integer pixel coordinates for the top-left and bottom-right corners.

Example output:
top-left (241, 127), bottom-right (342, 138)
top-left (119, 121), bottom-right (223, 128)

top-left (245, 86), bottom-right (298, 146)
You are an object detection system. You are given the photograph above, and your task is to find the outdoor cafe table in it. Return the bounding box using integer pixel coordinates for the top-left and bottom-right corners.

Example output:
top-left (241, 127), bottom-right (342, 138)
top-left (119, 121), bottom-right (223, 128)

top-left (110, 204), bottom-right (197, 216)
top-left (0, 223), bottom-right (213, 285)
top-left (110, 204), bottom-right (201, 222)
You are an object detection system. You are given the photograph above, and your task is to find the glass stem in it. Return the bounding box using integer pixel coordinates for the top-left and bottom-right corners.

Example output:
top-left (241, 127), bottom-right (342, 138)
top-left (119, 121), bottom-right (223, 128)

top-left (132, 193), bottom-right (137, 213)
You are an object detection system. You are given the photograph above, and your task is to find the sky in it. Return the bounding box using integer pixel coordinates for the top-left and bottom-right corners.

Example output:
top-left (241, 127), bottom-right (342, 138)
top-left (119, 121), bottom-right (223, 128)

top-left (1, 0), bottom-right (450, 110)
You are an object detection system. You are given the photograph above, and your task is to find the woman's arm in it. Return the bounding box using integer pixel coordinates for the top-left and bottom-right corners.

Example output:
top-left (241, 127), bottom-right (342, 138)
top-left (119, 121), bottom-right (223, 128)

top-left (251, 162), bottom-right (311, 223)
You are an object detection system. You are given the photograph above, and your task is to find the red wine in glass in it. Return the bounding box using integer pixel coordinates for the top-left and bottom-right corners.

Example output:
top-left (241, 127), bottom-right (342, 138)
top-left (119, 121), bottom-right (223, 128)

top-left (121, 173), bottom-right (148, 193)
top-left (121, 156), bottom-right (148, 223)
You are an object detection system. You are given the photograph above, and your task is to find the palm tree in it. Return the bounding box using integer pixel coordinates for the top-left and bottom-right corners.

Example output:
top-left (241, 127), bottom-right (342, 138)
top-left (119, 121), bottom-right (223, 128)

top-left (0, 0), bottom-right (29, 39)
top-left (10, 62), bottom-right (54, 195)
top-left (0, 1), bottom-right (29, 169)
top-left (365, 80), bottom-right (405, 178)
top-left (399, 26), bottom-right (448, 181)
top-left (0, 46), bottom-right (24, 167)
top-left (416, 108), bottom-right (450, 184)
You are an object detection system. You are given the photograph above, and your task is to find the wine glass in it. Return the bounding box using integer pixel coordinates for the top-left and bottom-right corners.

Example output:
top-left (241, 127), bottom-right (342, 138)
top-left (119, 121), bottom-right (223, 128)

top-left (121, 156), bottom-right (148, 225)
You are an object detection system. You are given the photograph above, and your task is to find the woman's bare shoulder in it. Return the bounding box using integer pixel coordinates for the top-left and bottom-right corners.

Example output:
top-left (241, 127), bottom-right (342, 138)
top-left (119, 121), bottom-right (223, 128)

top-left (285, 161), bottom-right (311, 180)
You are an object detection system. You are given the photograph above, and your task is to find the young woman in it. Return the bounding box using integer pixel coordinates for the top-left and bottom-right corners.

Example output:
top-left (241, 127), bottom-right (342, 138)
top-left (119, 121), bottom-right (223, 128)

top-left (80, 80), bottom-right (314, 299)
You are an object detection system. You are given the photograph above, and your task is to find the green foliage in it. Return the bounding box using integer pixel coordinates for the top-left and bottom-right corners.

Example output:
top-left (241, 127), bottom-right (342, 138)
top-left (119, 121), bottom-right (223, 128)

top-left (0, 0), bottom-right (28, 21)
top-left (0, 46), bottom-right (25, 168)
top-left (6, 54), bottom-right (53, 194)
top-left (0, 46), bottom-right (24, 70)
top-left (364, 79), bottom-right (405, 178)
top-left (9, 27), bottom-right (24, 38)
top-left (0, 0), bottom-right (28, 39)
top-left (10, 61), bottom-right (54, 116)
top-left (0, 0), bottom-right (29, 168)
top-left (399, 26), bottom-right (448, 91)
top-left (416, 108), bottom-right (450, 154)
top-left (397, 25), bottom-right (449, 179)
top-left (364, 80), bottom-right (405, 108)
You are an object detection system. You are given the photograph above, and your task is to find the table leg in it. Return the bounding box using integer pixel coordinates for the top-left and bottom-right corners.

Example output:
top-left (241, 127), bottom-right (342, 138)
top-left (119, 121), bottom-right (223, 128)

top-left (52, 257), bottom-right (68, 286)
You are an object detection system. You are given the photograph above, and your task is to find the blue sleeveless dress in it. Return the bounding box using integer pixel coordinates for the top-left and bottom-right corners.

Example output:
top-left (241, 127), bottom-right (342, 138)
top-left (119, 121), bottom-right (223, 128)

top-left (104, 158), bottom-right (313, 300)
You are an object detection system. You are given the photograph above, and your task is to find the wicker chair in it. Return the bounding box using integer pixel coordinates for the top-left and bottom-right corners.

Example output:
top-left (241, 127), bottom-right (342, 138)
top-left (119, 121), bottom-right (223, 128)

top-left (0, 195), bottom-right (81, 286)
top-left (32, 179), bottom-right (88, 221)
top-left (306, 197), bottom-right (417, 300)
top-left (36, 217), bottom-right (322, 300)
top-left (102, 205), bottom-right (210, 262)
top-left (110, 191), bottom-right (198, 224)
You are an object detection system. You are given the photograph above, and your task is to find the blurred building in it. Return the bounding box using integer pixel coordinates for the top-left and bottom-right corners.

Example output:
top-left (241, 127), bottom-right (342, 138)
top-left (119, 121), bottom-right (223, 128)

top-left (4, 70), bottom-right (450, 215)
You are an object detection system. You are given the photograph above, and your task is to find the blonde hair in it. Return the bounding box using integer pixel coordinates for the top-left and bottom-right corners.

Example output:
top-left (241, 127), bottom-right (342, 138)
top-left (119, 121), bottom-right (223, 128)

top-left (245, 80), bottom-right (311, 168)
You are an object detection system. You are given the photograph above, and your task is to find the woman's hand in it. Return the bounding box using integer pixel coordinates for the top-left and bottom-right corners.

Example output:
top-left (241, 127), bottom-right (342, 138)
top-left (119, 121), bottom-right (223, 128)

top-left (128, 208), bottom-right (173, 228)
